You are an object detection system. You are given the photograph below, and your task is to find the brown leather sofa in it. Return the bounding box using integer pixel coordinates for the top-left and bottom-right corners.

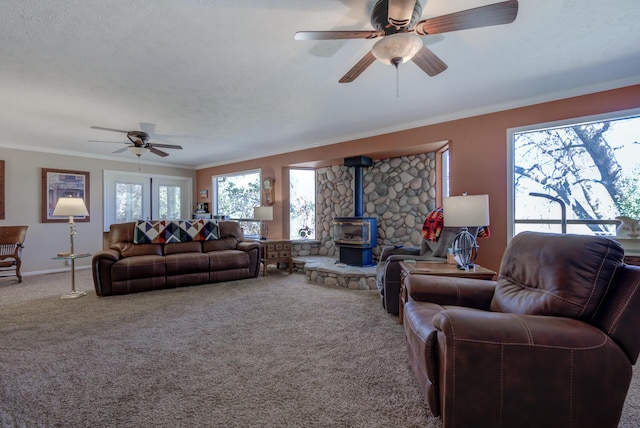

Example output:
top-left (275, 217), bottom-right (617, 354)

top-left (92, 221), bottom-right (260, 296)
top-left (403, 231), bottom-right (640, 428)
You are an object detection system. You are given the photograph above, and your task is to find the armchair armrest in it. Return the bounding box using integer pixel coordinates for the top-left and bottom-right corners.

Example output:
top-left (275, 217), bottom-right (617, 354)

top-left (433, 309), bottom-right (606, 348)
top-left (237, 241), bottom-right (259, 252)
top-left (92, 249), bottom-right (120, 262)
top-left (408, 275), bottom-right (496, 311)
top-left (380, 245), bottom-right (421, 262)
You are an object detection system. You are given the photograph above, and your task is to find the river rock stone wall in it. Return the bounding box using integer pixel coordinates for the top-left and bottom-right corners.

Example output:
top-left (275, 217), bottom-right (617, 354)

top-left (316, 153), bottom-right (437, 259)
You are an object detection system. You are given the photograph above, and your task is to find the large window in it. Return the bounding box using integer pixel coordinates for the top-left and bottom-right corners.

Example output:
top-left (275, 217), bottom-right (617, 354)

top-left (212, 170), bottom-right (261, 235)
top-left (509, 109), bottom-right (640, 238)
top-left (289, 169), bottom-right (316, 240)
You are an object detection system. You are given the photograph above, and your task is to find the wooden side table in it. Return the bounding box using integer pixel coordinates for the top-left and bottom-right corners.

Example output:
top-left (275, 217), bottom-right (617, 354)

top-left (257, 239), bottom-right (293, 276)
top-left (398, 261), bottom-right (496, 323)
top-left (624, 254), bottom-right (640, 266)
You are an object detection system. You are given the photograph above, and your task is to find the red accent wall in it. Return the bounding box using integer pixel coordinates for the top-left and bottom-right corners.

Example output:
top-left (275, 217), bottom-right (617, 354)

top-left (197, 85), bottom-right (640, 272)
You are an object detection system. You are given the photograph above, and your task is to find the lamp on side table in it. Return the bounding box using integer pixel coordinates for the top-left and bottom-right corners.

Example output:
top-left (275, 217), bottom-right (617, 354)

top-left (254, 206), bottom-right (273, 240)
top-left (443, 193), bottom-right (490, 270)
top-left (52, 196), bottom-right (90, 299)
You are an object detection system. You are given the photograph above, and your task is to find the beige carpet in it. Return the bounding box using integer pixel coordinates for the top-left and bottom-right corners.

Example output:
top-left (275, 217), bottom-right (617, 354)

top-left (1, 269), bottom-right (639, 427)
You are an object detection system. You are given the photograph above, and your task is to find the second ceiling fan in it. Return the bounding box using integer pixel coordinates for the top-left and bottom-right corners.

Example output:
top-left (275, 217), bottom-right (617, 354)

top-left (89, 125), bottom-right (183, 158)
top-left (295, 0), bottom-right (519, 83)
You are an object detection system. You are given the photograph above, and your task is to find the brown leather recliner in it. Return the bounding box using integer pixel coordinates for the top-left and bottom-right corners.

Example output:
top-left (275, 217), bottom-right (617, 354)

top-left (403, 231), bottom-right (640, 428)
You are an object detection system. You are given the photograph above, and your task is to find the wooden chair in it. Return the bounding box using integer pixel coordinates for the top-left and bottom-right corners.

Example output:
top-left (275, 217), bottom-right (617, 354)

top-left (0, 225), bottom-right (28, 283)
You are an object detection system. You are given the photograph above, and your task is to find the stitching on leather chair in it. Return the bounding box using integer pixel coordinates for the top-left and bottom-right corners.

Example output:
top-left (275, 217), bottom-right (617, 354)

top-left (580, 243), bottom-right (614, 317)
top-left (509, 313), bottom-right (534, 345)
top-left (608, 276), bottom-right (640, 334)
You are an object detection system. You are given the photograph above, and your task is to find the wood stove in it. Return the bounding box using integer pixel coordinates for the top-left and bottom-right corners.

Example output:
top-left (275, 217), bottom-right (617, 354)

top-left (332, 217), bottom-right (377, 266)
top-left (332, 155), bottom-right (378, 267)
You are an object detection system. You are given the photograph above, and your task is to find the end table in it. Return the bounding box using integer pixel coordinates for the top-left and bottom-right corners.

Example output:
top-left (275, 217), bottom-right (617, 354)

top-left (256, 239), bottom-right (293, 276)
top-left (53, 253), bottom-right (91, 299)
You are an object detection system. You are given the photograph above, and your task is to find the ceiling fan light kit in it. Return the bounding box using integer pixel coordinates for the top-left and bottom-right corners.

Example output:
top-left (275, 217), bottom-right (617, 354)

top-left (371, 33), bottom-right (422, 66)
top-left (128, 146), bottom-right (150, 157)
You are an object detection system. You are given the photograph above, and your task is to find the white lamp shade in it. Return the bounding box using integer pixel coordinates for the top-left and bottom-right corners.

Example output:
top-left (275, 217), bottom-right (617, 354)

top-left (372, 33), bottom-right (423, 65)
top-left (128, 146), bottom-right (150, 156)
top-left (253, 206), bottom-right (273, 221)
top-left (443, 194), bottom-right (490, 227)
top-left (53, 196), bottom-right (89, 217)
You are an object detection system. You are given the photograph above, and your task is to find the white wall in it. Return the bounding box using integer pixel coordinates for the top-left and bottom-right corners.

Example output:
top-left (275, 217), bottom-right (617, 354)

top-left (0, 147), bottom-right (196, 275)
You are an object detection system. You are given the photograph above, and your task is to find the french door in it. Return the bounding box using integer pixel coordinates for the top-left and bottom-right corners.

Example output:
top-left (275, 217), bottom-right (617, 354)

top-left (104, 171), bottom-right (192, 231)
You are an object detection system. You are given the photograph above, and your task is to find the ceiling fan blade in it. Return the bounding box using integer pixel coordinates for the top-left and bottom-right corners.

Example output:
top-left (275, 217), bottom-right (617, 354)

top-left (149, 147), bottom-right (170, 157)
top-left (149, 143), bottom-right (183, 150)
top-left (88, 139), bottom-right (126, 144)
top-left (295, 30), bottom-right (382, 41)
top-left (415, 0), bottom-right (518, 35)
top-left (411, 46), bottom-right (448, 76)
top-left (113, 147), bottom-right (129, 154)
top-left (388, 0), bottom-right (417, 27)
top-left (90, 125), bottom-right (129, 134)
top-left (339, 51), bottom-right (376, 83)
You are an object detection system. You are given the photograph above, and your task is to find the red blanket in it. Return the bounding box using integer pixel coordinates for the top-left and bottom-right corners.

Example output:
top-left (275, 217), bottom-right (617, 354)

top-left (421, 207), bottom-right (490, 241)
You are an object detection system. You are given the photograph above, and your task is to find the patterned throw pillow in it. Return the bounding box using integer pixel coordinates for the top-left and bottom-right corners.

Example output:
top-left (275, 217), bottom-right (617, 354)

top-left (133, 220), bottom-right (219, 244)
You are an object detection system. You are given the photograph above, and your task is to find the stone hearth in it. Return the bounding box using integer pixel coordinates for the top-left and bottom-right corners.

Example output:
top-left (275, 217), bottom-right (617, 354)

top-left (292, 256), bottom-right (377, 290)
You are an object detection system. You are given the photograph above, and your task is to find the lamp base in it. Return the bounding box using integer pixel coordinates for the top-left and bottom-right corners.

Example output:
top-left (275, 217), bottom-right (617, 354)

top-left (259, 222), bottom-right (269, 240)
top-left (452, 227), bottom-right (479, 270)
top-left (61, 291), bottom-right (86, 299)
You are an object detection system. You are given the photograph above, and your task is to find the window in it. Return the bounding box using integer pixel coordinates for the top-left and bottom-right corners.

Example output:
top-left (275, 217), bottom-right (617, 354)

top-left (508, 109), bottom-right (640, 238)
top-left (289, 169), bottom-right (316, 240)
top-left (212, 170), bottom-right (261, 235)
top-left (441, 148), bottom-right (450, 198)
top-left (104, 171), bottom-right (191, 231)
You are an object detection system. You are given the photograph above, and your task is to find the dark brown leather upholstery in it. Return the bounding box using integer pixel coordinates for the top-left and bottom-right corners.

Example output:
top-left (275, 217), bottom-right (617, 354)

top-left (403, 232), bottom-right (640, 428)
top-left (92, 221), bottom-right (260, 296)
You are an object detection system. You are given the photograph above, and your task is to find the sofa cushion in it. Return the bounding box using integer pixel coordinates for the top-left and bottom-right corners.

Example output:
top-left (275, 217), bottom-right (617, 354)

top-left (117, 243), bottom-right (163, 258)
top-left (490, 232), bottom-right (624, 320)
top-left (111, 255), bottom-right (166, 281)
top-left (165, 252), bottom-right (209, 275)
top-left (208, 250), bottom-right (249, 270)
top-left (133, 220), bottom-right (219, 244)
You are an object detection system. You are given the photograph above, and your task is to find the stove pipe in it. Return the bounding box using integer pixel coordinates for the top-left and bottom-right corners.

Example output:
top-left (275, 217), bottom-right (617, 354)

top-left (344, 156), bottom-right (372, 217)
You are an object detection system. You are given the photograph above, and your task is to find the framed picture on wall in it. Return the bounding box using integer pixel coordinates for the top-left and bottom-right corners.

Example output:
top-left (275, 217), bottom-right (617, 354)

top-left (41, 168), bottom-right (90, 223)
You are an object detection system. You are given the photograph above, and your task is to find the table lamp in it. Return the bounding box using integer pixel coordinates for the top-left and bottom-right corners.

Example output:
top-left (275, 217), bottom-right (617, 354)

top-left (443, 194), bottom-right (490, 270)
top-left (53, 196), bottom-right (89, 298)
top-left (253, 206), bottom-right (273, 240)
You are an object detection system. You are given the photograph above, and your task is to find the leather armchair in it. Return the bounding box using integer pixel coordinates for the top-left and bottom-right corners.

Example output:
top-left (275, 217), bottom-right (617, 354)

top-left (377, 227), bottom-right (477, 315)
top-left (403, 231), bottom-right (640, 428)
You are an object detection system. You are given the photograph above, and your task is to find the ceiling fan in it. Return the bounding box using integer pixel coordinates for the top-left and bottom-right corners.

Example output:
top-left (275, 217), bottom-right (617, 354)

top-left (89, 125), bottom-right (183, 158)
top-left (295, 0), bottom-right (519, 83)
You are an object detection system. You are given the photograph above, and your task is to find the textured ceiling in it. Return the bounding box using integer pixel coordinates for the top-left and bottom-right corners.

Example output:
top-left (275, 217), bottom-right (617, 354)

top-left (1, 0), bottom-right (639, 169)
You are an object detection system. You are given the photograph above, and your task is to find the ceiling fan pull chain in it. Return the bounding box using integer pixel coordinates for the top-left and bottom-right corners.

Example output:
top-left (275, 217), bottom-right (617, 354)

top-left (396, 64), bottom-right (400, 98)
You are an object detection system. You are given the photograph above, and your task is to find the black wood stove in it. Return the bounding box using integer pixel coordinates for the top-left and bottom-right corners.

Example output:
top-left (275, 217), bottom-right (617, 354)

top-left (332, 156), bottom-right (378, 267)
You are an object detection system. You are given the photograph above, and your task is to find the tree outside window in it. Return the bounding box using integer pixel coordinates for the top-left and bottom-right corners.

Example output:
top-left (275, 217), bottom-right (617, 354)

top-left (214, 170), bottom-right (261, 236)
top-left (290, 169), bottom-right (316, 240)
top-left (512, 113), bottom-right (640, 236)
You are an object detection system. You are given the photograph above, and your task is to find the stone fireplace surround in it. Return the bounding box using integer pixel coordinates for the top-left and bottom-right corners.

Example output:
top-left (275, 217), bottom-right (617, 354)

top-left (288, 153), bottom-right (437, 288)
top-left (316, 152), bottom-right (436, 259)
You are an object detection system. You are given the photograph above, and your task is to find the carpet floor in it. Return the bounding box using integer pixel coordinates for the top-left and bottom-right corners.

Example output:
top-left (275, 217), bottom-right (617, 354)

top-left (0, 269), bottom-right (639, 427)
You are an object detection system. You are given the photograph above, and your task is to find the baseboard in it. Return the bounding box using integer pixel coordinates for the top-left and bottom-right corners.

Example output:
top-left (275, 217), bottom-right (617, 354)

top-left (23, 265), bottom-right (92, 277)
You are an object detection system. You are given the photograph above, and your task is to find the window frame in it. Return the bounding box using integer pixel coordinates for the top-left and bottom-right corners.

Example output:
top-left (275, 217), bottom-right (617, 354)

top-left (506, 106), bottom-right (640, 241)
top-left (211, 168), bottom-right (261, 220)
top-left (289, 167), bottom-right (316, 241)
